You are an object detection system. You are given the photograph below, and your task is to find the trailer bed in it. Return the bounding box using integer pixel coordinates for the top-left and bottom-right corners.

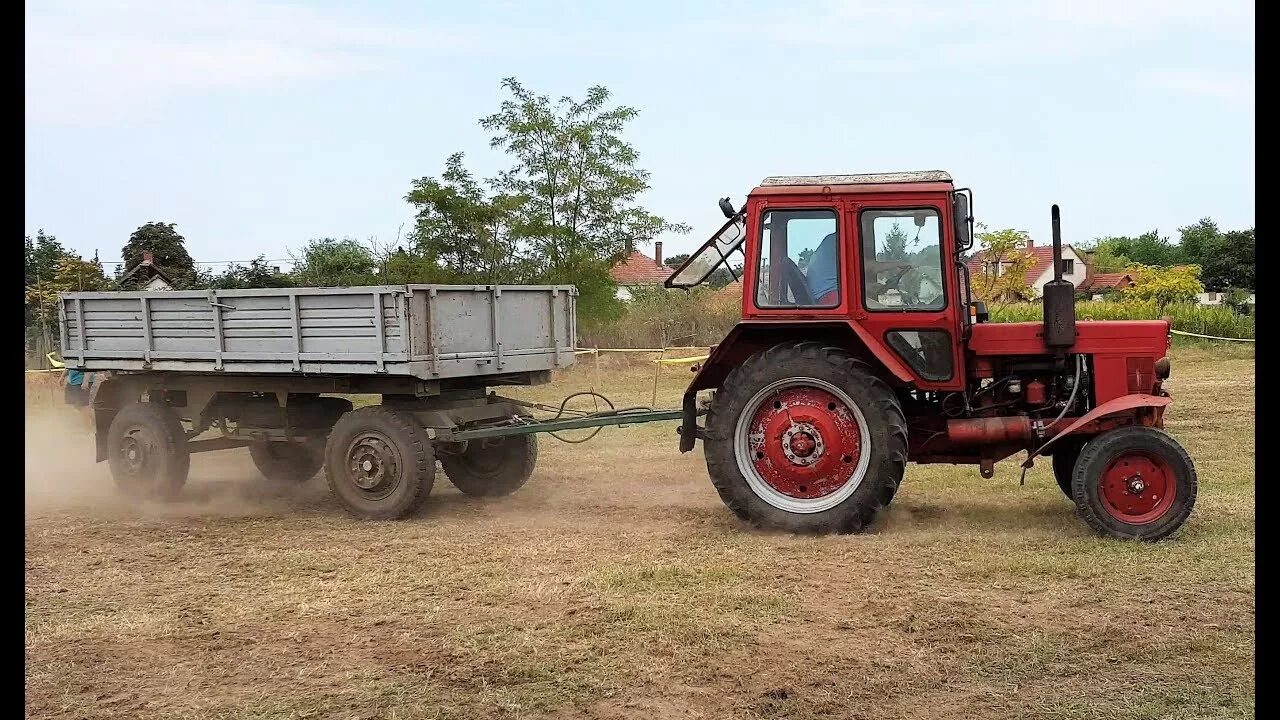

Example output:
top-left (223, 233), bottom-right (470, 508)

top-left (58, 285), bottom-right (577, 381)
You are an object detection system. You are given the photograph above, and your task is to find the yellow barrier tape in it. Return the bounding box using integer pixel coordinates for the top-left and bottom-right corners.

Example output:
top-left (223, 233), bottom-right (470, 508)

top-left (574, 347), bottom-right (710, 354)
top-left (654, 354), bottom-right (709, 365)
top-left (1170, 329), bottom-right (1254, 342)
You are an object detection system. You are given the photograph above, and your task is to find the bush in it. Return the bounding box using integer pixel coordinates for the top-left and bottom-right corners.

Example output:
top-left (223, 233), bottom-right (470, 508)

top-left (582, 295), bottom-right (1253, 350)
top-left (580, 285), bottom-right (739, 348)
top-left (989, 301), bottom-right (1253, 340)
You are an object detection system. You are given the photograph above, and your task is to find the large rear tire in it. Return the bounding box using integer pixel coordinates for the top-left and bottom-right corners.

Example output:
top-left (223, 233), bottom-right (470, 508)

top-left (704, 342), bottom-right (908, 534)
top-left (1071, 426), bottom-right (1197, 541)
top-left (250, 440), bottom-right (325, 484)
top-left (440, 435), bottom-right (538, 497)
top-left (106, 402), bottom-right (190, 500)
top-left (324, 407), bottom-right (435, 520)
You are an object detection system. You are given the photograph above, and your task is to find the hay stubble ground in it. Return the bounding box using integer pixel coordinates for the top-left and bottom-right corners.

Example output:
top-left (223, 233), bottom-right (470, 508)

top-left (25, 345), bottom-right (1254, 719)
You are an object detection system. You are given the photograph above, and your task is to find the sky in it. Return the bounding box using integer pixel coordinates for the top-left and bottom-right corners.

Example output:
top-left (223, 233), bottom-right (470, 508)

top-left (26, 0), bottom-right (1254, 276)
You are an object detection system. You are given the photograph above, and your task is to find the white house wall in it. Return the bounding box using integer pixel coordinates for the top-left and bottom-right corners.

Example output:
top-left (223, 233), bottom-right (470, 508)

top-left (1031, 247), bottom-right (1087, 295)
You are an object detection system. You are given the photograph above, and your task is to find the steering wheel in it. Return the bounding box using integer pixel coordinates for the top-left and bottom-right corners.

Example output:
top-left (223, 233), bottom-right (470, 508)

top-left (776, 256), bottom-right (816, 305)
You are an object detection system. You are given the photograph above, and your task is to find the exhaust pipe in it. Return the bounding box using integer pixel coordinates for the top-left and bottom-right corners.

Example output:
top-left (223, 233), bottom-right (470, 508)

top-left (1042, 204), bottom-right (1076, 350)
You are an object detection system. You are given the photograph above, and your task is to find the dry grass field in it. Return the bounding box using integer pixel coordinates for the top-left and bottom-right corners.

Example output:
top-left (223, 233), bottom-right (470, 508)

top-left (25, 344), bottom-right (1254, 719)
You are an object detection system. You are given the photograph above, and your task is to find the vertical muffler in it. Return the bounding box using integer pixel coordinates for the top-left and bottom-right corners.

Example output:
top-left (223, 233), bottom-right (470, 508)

top-left (1042, 204), bottom-right (1076, 350)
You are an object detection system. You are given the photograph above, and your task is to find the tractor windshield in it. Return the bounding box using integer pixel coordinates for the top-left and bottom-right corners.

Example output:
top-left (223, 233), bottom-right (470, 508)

top-left (664, 217), bottom-right (746, 289)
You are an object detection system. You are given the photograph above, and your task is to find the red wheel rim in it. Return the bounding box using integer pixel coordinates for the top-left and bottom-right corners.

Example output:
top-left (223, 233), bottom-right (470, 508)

top-left (746, 386), bottom-right (863, 500)
top-left (1099, 451), bottom-right (1177, 525)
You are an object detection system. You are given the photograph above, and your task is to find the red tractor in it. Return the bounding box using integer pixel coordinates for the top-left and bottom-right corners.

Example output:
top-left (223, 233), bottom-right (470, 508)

top-left (666, 171), bottom-right (1194, 541)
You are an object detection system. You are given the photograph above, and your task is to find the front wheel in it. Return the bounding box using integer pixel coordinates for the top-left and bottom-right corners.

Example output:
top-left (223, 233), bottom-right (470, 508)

top-left (1050, 438), bottom-right (1086, 499)
top-left (1070, 427), bottom-right (1197, 541)
top-left (703, 342), bottom-right (908, 534)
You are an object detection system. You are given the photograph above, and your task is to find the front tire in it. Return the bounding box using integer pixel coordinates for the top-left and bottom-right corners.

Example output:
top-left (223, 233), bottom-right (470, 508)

top-left (440, 435), bottom-right (538, 497)
top-left (106, 402), bottom-right (190, 500)
top-left (1050, 438), bottom-right (1086, 498)
top-left (1071, 427), bottom-right (1197, 541)
top-left (324, 407), bottom-right (435, 520)
top-left (704, 342), bottom-right (908, 534)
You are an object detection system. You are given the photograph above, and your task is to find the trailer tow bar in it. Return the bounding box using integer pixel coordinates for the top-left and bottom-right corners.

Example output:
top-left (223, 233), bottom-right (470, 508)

top-left (433, 392), bottom-right (697, 444)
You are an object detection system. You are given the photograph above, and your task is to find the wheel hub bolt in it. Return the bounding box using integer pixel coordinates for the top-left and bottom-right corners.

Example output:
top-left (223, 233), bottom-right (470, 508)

top-left (1127, 476), bottom-right (1146, 494)
top-left (363, 459), bottom-right (374, 472)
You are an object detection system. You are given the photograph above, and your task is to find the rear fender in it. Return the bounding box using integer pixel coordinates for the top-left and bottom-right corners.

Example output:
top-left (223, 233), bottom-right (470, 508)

top-left (1024, 393), bottom-right (1172, 465)
top-left (678, 321), bottom-right (914, 452)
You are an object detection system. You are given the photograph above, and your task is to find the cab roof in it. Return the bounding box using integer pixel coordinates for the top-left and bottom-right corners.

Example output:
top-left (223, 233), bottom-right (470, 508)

top-left (752, 170), bottom-right (954, 196)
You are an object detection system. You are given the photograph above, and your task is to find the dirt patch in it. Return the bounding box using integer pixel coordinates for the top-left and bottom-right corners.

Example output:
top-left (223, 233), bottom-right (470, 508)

top-left (25, 348), bottom-right (1255, 719)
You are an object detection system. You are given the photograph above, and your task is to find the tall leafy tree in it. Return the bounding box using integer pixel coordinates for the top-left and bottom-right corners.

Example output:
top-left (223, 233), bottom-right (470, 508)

top-left (479, 78), bottom-right (690, 321)
top-left (404, 152), bottom-right (526, 283)
top-left (25, 229), bottom-right (68, 286)
top-left (121, 222), bottom-right (197, 286)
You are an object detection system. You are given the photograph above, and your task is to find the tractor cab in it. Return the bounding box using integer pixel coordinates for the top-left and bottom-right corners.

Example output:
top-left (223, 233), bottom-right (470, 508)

top-left (666, 171), bottom-right (1191, 542)
top-left (667, 171), bottom-right (975, 392)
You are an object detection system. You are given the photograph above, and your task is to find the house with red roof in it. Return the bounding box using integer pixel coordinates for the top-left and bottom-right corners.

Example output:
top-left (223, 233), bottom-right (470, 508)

top-left (1077, 272), bottom-right (1136, 298)
top-left (610, 241), bottom-right (673, 301)
top-left (964, 238), bottom-right (1088, 300)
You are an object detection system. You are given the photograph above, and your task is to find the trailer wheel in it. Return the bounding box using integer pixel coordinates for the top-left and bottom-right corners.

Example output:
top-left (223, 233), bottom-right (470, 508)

top-left (441, 435), bottom-right (538, 497)
top-left (106, 402), bottom-right (190, 500)
top-left (1071, 427), bottom-right (1197, 541)
top-left (250, 440), bottom-right (325, 484)
top-left (704, 342), bottom-right (907, 534)
top-left (324, 407), bottom-right (435, 520)
top-left (1050, 438), bottom-right (1086, 498)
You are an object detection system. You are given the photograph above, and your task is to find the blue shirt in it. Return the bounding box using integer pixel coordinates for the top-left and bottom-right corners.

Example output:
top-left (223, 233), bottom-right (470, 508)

top-left (66, 369), bottom-right (84, 387)
top-left (805, 233), bottom-right (839, 299)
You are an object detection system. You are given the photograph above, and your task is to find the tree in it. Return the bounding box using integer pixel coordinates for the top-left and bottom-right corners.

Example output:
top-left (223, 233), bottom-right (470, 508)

top-left (971, 227), bottom-right (1036, 306)
top-left (479, 77), bottom-right (690, 323)
top-left (121, 222), bottom-right (197, 287)
top-left (1122, 264), bottom-right (1204, 308)
top-left (1176, 219), bottom-right (1254, 291)
top-left (664, 252), bottom-right (691, 269)
top-left (290, 238), bottom-right (378, 287)
top-left (25, 229), bottom-right (68, 287)
top-left (1200, 228), bottom-right (1255, 291)
top-left (209, 256), bottom-right (295, 290)
top-left (26, 255), bottom-right (109, 329)
top-left (404, 152), bottom-right (527, 284)
top-left (1089, 230), bottom-right (1184, 271)
top-left (881, 223), bottom-right (909, 262)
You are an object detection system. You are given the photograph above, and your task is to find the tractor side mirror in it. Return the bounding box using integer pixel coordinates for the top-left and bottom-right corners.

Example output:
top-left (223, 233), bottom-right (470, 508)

top-left (718, 197), bottom-right (736, 219)
top-left (953, 191), bottom-right (973, 251)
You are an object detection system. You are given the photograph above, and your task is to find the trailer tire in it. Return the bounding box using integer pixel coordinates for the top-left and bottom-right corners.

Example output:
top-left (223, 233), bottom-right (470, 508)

top-left (1071, 426), bottom-right (1197, 541)
top-left (106, 401), bottom-right (190, 500)
top-left (250, 440), bottom-right (325, 484)
top-left (704, 341), bottom-right (907, 534)
top-left (1050, 438), bottom-right (1086, 498)
top-left (324, 407), bottom-right (435, 520)
top-left (441, 435), bottom-right (538, 497)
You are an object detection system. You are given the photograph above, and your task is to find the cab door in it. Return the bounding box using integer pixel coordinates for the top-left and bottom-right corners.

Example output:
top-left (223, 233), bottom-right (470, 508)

top-left (849, 197), bottom-right (966, 392)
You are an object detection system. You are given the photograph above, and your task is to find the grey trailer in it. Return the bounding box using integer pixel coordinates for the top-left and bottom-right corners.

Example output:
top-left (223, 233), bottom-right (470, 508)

top-left (57, 285), bottom-right (577, 519)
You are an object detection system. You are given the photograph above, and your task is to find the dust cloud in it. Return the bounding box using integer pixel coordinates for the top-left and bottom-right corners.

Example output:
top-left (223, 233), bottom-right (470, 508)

top-left (23, 404), bottom-right (324, 519)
